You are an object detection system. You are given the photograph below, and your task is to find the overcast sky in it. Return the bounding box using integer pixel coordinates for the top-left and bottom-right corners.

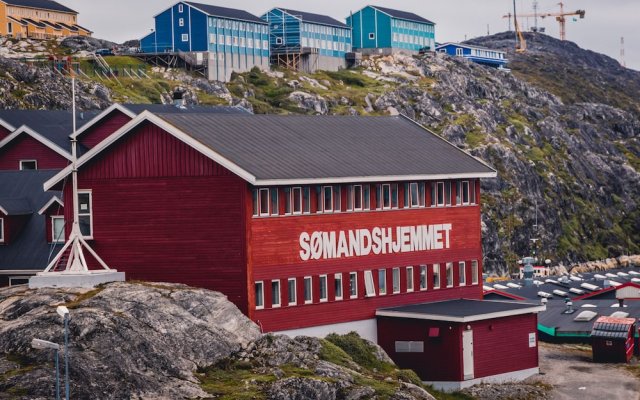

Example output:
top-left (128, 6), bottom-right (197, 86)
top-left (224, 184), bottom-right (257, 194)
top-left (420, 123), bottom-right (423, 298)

top-left (63, 0), bottom-right (638, 70)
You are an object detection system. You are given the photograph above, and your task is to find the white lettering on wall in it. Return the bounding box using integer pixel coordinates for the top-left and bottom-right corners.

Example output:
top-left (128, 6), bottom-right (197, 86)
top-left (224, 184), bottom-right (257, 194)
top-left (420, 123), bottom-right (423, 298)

top-left (299, 224), bottom-right (453, 261)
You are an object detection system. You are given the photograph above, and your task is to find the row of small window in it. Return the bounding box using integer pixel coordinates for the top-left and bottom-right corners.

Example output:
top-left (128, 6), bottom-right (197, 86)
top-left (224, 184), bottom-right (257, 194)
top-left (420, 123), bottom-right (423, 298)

top-left (8, 7), bottom-right (74, 22)
top-left (299, 37), bottom-right (351, 52)
top-left (392, 33), bottom-right (434, 47)
top-left (391, 19), bottom-right (434, 33)
top-left (208, 16), bottom-right (269, 34)
top-left (210, 34), bottom-right (268, 50)
top-left (301, 23), bottom-right (351, 38)
top-left (470, 49), bottom-right (505, 59)
top-left (252, 180), bottom-right (477, 217)
top-left (254, 261), bottom-right (480, 309)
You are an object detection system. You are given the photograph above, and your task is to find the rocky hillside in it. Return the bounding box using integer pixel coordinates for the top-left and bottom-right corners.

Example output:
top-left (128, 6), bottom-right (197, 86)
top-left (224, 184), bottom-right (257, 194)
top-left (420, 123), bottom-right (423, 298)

top-left (0, 282), bottom-right (448, 399)
top-left (0, 33), bottom-right (638, 273)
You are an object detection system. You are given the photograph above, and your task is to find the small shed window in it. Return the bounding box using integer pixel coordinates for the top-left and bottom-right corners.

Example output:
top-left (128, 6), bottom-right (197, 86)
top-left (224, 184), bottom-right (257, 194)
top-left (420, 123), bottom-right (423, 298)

top-left (20, 160), bottom-right (37, 170)
top-left (395, 341), bottom-right (424, 353)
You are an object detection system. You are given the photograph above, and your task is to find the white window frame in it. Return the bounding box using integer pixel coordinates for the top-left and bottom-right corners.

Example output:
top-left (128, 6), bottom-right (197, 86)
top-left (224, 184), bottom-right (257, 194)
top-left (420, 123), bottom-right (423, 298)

top-left (275, 37), bottom-right (283, 45)
top-left (319, 274), bottom-right (328, 302)
top-left (288, 278), bottom-right (297, 306)
top-left (255, 281), bottom-right (264, 310)
top-left (409, 182), bottom-right (420, 208)
top-left (353, 185), bottom-right (363, 211)
top-left (178, 4), bottom-right (183, 13)
top-left (263, 40), bottom-right (268, 50)
top-left (378, 269), bottom-right (386, 295)
top-left (456, 47), bottom-right (463, 56)
top-left (471, 260), bottom-right (479, 285)
top-left (369, 33), bottom-right (375, 40)
top-left (19, 160), bottom-right (37, 170)
top-left (322, 186), bottom-right (333, 213)
top-left (258, 188), bottom-right (270, 217)
top-left (271, 280), bottom-right (281, 308)
top-left (179, 18), bottom-right (184, 27)
top-left (0, 217), bottom-right (4, 243)
top-left (433, 264), bottom-right (441, 289)
top-left (437, 182), bottom-right (445, 206)
top-left (382, 184), bottom-right (391, 210)
top-left (364, 270), bottom-right (376, 297)
top-left (292, 187), bottom-right (303, 215)
top-left (406, 266), bottom-right (414, 292)
top-left (77, 190), bottom-right (93, 239)
top-left (303, 276), bottom-right (313, 304)
top-left (51, 216), bottom-right (65, 243)
top-left (209, 34), bottom-right (216, 44)
top-left (218, 34), bottom-right (224, 45)
top-left (392, 267), bottom-right (401, 294)
top-left (226, 36), bottom-right (232, 46)
top-left (232, 36), bottom-right (238, 46)
top-left (462, 180), bottom-right (470, 205)
top-left (181, 33), bottom-right (189, 42)
top-left (8, 276), bottom-right (30, 286)
top-left (419, 265), bottom-right (427, 291)
top-left (240, 37), bottom-right (245, 47)
top-left (349, 272), bottom-right (358, 299)
top-left (446, 262), bottom-right (454, 288)
top-left (334, 273), bottom-right (343, 301)
top-left (459, 261), bottom-right (466, 286)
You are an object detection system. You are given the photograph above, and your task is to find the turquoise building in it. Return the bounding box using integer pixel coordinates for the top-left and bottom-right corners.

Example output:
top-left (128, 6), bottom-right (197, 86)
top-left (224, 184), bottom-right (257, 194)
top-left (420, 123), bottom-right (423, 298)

top-left (262, 8), bottom-right (351, 72)
top-left (346, 6), bottom-right (435, 55)
top-left (140, 1), bottom-right (269, 82)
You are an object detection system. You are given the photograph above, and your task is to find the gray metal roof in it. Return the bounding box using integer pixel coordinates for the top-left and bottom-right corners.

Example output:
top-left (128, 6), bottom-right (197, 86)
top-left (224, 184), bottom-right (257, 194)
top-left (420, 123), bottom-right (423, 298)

top-left (0, 198), bottom-right (32, 215)
top-left (185, 2), bottom-right (266, 24)
top-left (122, 103), bottom-right (251, 115)
top-left (539, 300), bottom-right (640, 336)
top-left (370, 6), bottom-right (435, 25)
top-left (156, 113), bottom-right (496, 183)
top-left (1, 0), bottom-right (76, 14)
top-left (0, 170), bottom-right (63, 272)
top-left (379, 299), bottom-right (542, 320)
top-left (274, 8), bottom-right (349, 28)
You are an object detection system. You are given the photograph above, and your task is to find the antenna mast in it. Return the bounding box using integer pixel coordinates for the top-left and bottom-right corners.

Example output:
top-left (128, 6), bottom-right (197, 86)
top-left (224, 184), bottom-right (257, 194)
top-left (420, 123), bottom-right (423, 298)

top-left (620, 37), bottom-right (626, 68)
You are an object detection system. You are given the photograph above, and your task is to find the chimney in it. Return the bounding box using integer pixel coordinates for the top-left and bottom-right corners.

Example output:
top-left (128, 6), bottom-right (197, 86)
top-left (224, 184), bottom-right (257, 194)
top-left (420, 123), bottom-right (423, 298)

top-left (619, 298), bottom-right (624, 308)
top-left (173, 90), bottom-right (186, 109)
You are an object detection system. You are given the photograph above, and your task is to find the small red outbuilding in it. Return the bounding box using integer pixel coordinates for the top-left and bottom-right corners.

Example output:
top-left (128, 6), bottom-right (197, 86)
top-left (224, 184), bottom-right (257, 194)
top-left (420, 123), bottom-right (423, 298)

top-left (591, 316), bottom-right (636, 363)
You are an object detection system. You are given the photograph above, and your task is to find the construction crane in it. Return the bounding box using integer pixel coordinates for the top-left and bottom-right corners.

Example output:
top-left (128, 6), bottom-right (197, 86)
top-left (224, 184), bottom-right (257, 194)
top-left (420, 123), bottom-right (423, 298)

top-left (502, 2), bottom-right (586, 41)
top-left (506, 0), bottom-right (527, 53)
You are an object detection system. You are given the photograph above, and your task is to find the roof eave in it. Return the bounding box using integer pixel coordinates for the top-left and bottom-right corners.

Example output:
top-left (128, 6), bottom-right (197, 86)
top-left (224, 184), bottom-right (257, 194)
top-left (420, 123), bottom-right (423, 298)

top-left (254, 172), bottom-right (497, 186)
top-left (376, 304), bottom-right (546, 322)
top-left (0, 125), bottom-right (72, 161)
top-left (70, 103), bottom-right (136, 139)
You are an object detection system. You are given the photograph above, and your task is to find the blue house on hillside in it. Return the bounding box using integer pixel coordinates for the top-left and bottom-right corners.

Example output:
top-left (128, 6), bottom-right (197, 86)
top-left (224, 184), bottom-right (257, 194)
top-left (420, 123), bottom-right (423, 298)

top-left (140, 1), bottom-right (269, 82)
top-left (262, 8), bottom-right (351, 72)
top-left (435, 43), bottom-right (508, 69)
top-left (347, 6), bottom-right (435, 55)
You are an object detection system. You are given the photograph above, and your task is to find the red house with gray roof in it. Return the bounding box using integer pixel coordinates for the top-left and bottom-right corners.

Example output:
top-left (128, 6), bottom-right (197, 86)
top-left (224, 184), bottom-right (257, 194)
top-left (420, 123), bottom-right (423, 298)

top-left (44, 110), bottom-right (545, 389)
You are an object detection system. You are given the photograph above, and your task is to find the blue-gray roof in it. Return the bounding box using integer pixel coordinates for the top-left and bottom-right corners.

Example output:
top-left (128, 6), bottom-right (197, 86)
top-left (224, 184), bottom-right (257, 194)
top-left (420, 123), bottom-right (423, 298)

top-left (2, 0), bottom-right (76, 14)
top-left (0, 198), bottom-right (32, 216)
top-left (370, 6), bottom-right (434, 25)
top-left (275, 8), bottom-right (349, 28)
top-left (185, 2), bottom-right (266, 24)
top-left (0, 170), bottom-right (63, 272)
top-left (122, 103), bottom-right (252, 115)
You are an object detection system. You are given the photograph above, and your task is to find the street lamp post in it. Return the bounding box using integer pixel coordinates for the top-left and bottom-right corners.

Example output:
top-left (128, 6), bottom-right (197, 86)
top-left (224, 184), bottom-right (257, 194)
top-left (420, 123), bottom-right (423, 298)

top-left (31, 338), bottom-right (60, 400)
top-left (57, 306), bottom-right (70, 400)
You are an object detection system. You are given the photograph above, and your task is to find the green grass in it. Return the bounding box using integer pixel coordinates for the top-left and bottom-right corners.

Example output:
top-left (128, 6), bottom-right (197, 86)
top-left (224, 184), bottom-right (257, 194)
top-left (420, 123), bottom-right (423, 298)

top-left (324, 332), bottom-right (396, 374)
top-left (63, 286), bottom-right (104, 309)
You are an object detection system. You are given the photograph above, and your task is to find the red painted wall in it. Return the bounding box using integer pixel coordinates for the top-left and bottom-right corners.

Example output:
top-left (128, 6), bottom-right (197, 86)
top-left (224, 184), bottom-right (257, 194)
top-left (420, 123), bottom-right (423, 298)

top-left (250, 207), bottom-right (484, 331)
top-left (78, 110), bottom-right (132, 150)
top-left (64, 122), bottom-right (250, 312)
top-left (377, 313), bottom-right (539, 382)
top-left (0, 134), bottom-right (69, 170)
top-left (0, 126), bottom-right (10, 141)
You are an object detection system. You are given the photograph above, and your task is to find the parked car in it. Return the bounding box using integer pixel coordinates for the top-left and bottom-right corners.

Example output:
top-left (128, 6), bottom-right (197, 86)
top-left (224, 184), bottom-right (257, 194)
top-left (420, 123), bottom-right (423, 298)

top-left (95, 48), bottom-right (114, 56)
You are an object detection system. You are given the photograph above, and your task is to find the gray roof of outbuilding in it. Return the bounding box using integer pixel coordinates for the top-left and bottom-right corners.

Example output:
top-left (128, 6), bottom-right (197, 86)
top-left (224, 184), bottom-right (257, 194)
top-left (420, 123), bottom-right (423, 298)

top-left (0, 109), bottom-right (99, 153)
top-left (274, 8), bottom-right (349, 28)
top-left (538, 300), bottom-right (640, 336)
top-left (377, 299), bottom-right (544, 322)
top-left (122, 103), bottom-right (251, 115)
top-left (156, 113), bottom-right (496, 184)
top-left (1, 0), bottom-right (76, 14)
top-left (0, 170), bottom-right (63, 272)
top-left (370, 6), bottom-right (434, 25)
top-left (185, 2), bottom-right (266, 24)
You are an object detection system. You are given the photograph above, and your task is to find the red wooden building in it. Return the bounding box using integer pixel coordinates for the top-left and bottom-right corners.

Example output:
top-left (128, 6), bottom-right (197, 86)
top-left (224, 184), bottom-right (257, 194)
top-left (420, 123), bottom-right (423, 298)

top-left (44, 110), bottom-right (545, 388)
top-left (591, 316), bottom-right (636, 363)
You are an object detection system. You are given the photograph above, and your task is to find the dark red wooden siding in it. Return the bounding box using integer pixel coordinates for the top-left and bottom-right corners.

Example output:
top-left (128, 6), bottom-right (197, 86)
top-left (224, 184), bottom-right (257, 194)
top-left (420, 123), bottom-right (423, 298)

top-left (78, 110), bottom-right (132, 150)
top-left (377, 313), bottom-right (539, 382)
top-left (0, 134), bottom-right (69, 170)
top-left (250, 206), bottom-right (484, 331)
top-left (64, 122), bottom-right (249, 312)
top-left (0, 126), bottom-right (11, 141)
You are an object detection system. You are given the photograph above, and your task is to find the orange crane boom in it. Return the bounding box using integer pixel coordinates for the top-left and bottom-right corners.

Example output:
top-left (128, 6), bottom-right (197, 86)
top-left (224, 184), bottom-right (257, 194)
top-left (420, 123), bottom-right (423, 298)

top-left (502, 2), bottom-right (585, 41)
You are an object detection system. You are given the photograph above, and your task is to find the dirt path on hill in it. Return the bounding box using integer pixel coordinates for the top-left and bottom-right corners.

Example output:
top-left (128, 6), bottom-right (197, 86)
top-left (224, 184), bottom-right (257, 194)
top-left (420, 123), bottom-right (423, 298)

top-left (532, 342), bottom-right (640, 400)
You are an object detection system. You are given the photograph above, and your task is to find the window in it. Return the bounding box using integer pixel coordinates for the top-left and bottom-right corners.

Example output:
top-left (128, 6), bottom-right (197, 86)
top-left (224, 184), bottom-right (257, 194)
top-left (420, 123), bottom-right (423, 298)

top-left (462, 181), bottom-right (470, 205)
top-left (379, 184), bottom-right (391, 209)
top-left (255, 188), bottom-right (271, 216)
top-left (255, 281), bottom-right (264, 309)
top-left (378, 269), bottom-right (386, 295)
top-left (179, 18), bottom-right (184, 27)
top-left (349, 272), bottom-right (357, 299)
top-left (446, 262), bottom-right (453, 287)
top-left (0, 218), bottom-right (4, 243)
top-left (303, 276), bottom-right (312, 304)
top-left (456, 48), bottom-right (463, 56)
top-left (471, 260), bottom-right (479, 285)
top-left (433, 264), bottom-right (441, 289)
top-left (419, 265), bottom-right (427, 290)
top-left (406, 267), bottom-right (414, 292)
top-left (77, 191), bottom-right (92, 238)
top-left (369, 33), bottom-right (375, 40)
top-left (334, 273), bottom-right (343, 300)
top-left (226, 36), bottom-right (232, 46)
top-left (275, 37), bottom-right (283, 45)
top-left (320, 186), bottom-right (334, 213)
top-left (288, 278), bottom-right (297, 305)
top-left (395, 341), bottom-right (424, 353)
top-left (470, 180), bottom-right (476, 204)
top-left (409, 182), bottom-right (419, 207)
top-left (289, 187), bottom-right (302, 214)
top-left (181, 34), bottom-right (189, 42)
top-left (445, 181), bottom-right (452, 205)
top-left (248, 38), bottom-right (254, 48)
top-left (232, 36), bottom-right (238, 46)
top-left (364, 270), bottom-right (375, 297)
top-left (263, 40), bottom-right (268, 50)
top-left (436, 182), bottom-right (445, 206)
top-left (178, 4), bottom-right (183, 13)
top-left (20, 160), bottom-right (37, 170)
top-left (51, 216), bottom-right (65, 243)
top-left (319, 275), bottom-right (328, 302)
top-left (459, 262), bottom-right (466, 285)
top-left (392, 268), bottom-right (401, 293)
top-left (218, 34), bottom-right (224, 44)
top-left (209, 34), bottom-right (216, 44)
top-left (271, 280), bottom-right (281, 307)
top-left (240, 37), bottom-right (245, 47)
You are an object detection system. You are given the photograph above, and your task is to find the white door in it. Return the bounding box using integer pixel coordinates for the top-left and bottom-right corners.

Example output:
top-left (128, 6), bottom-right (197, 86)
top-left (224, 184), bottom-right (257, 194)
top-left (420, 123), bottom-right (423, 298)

top-left (462, 330), bottom-right (474, 380)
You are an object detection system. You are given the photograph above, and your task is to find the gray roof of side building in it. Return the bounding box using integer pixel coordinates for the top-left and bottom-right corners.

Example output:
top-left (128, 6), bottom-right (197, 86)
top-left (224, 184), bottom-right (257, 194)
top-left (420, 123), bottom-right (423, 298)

top-left (122, 103), bottom-right (252, 115)
top-left (0, 170), bottom-right (63, 272)
top-left (538, 300), bottom-right (640, 336)
top-left (185, 2), bottom-right (266, 24)
top-left (1, 0), bottom-right (76, 14)
top-left (273, 8), bottom-right (349, 28)
top-left (156, 113), bottom-right (496, 183)
top-left (377, 299), bottom-right (544, 322)
top-left (369, 6), bottom-right (435, 25)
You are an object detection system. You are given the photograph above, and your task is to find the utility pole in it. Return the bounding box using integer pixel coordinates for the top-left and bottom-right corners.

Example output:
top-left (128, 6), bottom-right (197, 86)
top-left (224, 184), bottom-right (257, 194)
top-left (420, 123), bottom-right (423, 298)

top-left (513, 0), bottom-right (518, 49)
top-left (620, 36), bottom-right (626, 68)
top-left (533, 0), bottom-right (539, 32)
